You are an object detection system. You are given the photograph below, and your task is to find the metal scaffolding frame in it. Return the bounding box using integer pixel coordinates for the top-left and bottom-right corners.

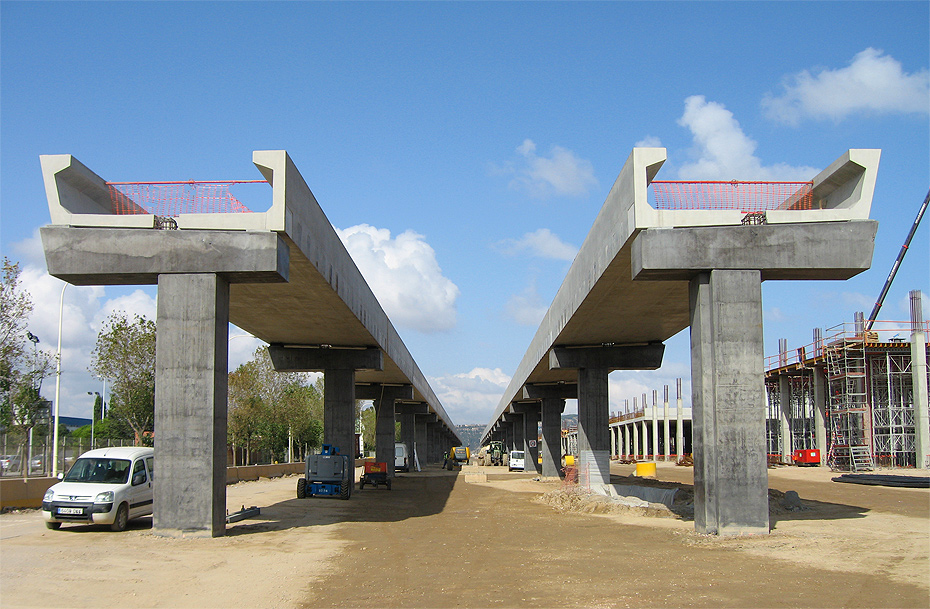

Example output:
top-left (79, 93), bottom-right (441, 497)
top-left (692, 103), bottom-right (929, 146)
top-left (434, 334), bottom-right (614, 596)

top-left (766, 319), bottom-right (928, 472)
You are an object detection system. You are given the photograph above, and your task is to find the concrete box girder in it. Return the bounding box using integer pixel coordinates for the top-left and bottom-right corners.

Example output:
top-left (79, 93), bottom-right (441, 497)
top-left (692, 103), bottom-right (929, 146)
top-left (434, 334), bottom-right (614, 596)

top-left (39, 151), bottom-right (459, 443)
top-left (483, 146), bottom-right (879, 445)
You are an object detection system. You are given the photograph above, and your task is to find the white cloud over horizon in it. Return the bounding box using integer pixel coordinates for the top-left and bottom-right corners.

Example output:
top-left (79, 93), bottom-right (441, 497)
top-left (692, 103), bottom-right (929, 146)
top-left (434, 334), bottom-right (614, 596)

top-left (496, 228), bottom-right (578, 261)
top-left (494, 139), bottom-right (599, 199)
top-left (430, 367), bottom-right (511, 425)
top-left (676, 95), bottom-right (820, 181)
top-left (336, 224), bottom-right (460, 333)
top-left (763, 48), bottom-right (930, 125)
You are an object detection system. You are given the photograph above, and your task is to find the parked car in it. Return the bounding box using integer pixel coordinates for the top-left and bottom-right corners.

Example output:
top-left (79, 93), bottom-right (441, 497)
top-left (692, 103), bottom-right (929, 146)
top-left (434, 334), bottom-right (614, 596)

top-left (42, 446), bottom-right (154, 531)
top-left (0, 454), bottom-right (22, 473)
top-left (394, 443), bottom-right (410, 472)
top-left (509, 450), bottom-right (525, 471)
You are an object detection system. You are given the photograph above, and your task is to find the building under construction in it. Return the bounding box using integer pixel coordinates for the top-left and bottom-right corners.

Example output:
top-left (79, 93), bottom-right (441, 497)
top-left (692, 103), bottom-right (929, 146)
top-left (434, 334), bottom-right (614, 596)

top-left (765, 290), bottom-right (929, 471)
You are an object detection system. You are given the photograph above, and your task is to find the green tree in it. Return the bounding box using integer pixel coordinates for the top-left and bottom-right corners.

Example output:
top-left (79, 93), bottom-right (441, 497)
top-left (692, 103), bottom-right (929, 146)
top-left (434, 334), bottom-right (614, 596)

top-left (228, 348), bottom-right (326, 463)
top-left (0, 258), bottom-right (55, 468)
top-left (89, 312), bottom-right (156, 444)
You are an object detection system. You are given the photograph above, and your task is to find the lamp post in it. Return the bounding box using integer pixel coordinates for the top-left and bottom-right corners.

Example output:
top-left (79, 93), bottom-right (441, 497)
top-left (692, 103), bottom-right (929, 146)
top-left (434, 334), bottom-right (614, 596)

top-left (87, 392), bottom-right (99, 449)
top-left (26, 332), bottom-right (39, 476)
top-left (51, 283), bottom-right (67, 477)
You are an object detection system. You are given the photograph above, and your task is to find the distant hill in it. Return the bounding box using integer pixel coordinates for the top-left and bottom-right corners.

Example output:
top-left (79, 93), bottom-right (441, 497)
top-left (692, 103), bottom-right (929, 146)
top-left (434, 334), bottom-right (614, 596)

top-left (456, 414), bottom-right (579, 450)
top-left (455, 424), bottom-right (485, 450)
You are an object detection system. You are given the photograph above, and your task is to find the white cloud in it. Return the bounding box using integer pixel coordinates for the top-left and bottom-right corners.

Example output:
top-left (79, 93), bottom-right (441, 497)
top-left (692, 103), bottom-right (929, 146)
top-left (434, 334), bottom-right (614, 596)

top-left (763, 48), bottom-right (930, 125)
top-left (430, 367), bottom-right (511, 425)
top-left (499, 139), bottom-right (599, 198)
top-left (505, 281), bottom-right (548, 327)
top-left (608, 368), bottom-right (691, 414)
top-left (336, 224), bottom-right (459, 333)
top-left (635, 135), bottom-right (663, 148)
top-left (676, 95), bottom-right (819, 181)
top-left (764, 307), bottom-right (787, 323)
top-left (496, 228), bottom-right (577, 261)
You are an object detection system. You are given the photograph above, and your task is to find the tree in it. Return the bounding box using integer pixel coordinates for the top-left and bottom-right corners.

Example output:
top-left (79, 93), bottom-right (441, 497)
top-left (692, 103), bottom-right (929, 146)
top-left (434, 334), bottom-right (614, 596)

top-left (228, 348), bottom-right (325, 463)
top-left (0, 258), bottom-right (55, 468)
top-left (89, 312), bottom-right (156, 444)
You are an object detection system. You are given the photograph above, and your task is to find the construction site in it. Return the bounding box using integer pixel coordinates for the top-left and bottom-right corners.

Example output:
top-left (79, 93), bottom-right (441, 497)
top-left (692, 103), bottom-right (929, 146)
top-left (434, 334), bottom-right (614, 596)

top-left (765, 292), bottom-right (929, 472)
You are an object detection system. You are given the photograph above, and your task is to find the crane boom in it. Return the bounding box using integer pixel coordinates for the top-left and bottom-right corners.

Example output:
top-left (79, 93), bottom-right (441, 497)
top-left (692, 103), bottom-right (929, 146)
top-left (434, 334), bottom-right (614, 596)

top-left (866, 188), bottom-right (930, 330)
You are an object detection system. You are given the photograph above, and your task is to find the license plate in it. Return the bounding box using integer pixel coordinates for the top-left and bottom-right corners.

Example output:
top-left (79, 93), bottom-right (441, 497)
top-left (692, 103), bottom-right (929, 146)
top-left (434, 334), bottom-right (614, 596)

top-left (57, 507), bottom-right (83, 515)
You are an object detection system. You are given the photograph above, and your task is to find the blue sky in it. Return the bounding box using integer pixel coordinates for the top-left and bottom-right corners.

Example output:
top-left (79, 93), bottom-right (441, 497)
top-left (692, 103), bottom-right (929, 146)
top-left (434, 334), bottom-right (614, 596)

top-left (2, 2), bottom-right (927, 424)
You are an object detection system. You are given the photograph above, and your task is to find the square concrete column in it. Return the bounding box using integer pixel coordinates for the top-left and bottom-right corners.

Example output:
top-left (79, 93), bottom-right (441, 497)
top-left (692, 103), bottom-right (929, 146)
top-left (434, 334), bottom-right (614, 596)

top-left (522, 405), bottom-right (541, 474)
top-left (268, 346), bottom-right (383, 462)
top-left (550, 345), bottom-right (663, 487)
top-left (690, 270), bottom-right (768, 535)
top-left (651, 392), bottom-right (659, 460)
top-left (428, 423), bottom-right (442, 463)
top-left (414, 415), bottom-right (431, 468)
top-left (632, 419), bottom-right (639, 459)
top-left (540, 398), bottom-right (565, 478)
top-left (910, 291), bottom-right (929, 468)
top-left (778, 375), bottom-right (792, 463)
top-left (506, 413), bottom-right (525, 457)
top-left (400, 412), bottom-right (416, 457)
top-left (323, 369), bottom-right (357, 460)
top-left (357, 385), bottom-right (413, 478)
top-left (813, 369), bottom-right (828, 465)
top-left (578, 366), bottom-right (610, 485)
top-left (154, 273), bottom-right (229, 538)
top-left (663, 386), bottom-right (671, 461)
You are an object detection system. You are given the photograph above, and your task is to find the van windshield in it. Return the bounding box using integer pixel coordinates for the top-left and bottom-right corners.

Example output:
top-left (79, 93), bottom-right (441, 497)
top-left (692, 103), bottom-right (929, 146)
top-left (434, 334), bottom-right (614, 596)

top-left (395, 446), bottom-right (405, 457)
top-left (512, 452), bottom-right (524, 459)
top-left (63, 458), bottom-right (131, 484)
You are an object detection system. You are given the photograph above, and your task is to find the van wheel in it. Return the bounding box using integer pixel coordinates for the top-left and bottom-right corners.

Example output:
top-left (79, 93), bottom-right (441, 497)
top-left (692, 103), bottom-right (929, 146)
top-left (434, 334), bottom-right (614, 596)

top-left (111, 503), bottom-right (129, 532)
top-left (297, 478), bottom-right (307, 499)
top-left (45, 521), bottom-right (61, 530)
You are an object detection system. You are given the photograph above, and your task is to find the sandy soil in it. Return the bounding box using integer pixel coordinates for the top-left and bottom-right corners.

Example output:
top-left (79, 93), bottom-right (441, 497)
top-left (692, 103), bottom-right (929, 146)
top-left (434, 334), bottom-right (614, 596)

top-left (1, 462), bottom-right (927, 608)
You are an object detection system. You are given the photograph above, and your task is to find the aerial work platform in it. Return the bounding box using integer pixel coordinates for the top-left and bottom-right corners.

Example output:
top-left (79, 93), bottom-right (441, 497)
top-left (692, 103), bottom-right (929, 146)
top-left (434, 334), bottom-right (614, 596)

top-left (483, 147), bottom-right (879, 535)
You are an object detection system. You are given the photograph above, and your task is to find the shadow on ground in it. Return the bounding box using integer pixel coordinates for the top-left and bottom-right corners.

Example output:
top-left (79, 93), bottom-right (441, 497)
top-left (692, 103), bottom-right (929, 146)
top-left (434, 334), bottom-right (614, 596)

top-left (227, 465), bottom-right (459, 536)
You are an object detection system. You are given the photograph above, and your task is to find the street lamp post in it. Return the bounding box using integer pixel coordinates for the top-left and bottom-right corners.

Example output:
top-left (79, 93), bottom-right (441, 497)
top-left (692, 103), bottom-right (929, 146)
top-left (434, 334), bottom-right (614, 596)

top-left (87, 392), bottom-right (99, 449)
top-left (51, 283), bottom-right (67, 477)
top-left (26, 332), bottom-right (39, 477)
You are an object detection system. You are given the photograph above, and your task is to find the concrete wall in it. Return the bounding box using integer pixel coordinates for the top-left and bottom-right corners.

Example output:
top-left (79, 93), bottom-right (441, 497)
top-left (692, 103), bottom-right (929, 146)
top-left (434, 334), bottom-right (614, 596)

top-left (0, 463), bottom-right (307, 509)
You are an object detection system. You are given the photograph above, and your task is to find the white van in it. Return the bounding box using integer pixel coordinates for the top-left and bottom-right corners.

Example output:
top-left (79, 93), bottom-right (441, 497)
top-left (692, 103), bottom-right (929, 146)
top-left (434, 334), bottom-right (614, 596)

top-left (394, 443), bottom-right (410, 472)
top-left (509, 450), bottom-right (525, 471)
top-left (42, 446), bottom-right (154, 531)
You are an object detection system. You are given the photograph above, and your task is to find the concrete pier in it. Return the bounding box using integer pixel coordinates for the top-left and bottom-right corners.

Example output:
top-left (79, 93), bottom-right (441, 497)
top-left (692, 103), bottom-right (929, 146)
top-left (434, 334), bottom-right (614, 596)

top-left (356, 384), bottom-right (413, 476)
top-left (483, 147), bottom-right (880, 534)
top-left (39, 150), bottom-right (462, 536)
top-left (154, 273), bottom-right (229, 537)
top-left (549, 345), bottom-right (664, 486)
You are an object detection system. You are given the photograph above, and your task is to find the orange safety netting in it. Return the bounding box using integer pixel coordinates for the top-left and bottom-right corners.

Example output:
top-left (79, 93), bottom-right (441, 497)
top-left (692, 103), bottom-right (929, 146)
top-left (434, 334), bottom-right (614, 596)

top-left (106, 181), bottom-right (263, 216)
top-left (651, 180), bottom-right (814, 212)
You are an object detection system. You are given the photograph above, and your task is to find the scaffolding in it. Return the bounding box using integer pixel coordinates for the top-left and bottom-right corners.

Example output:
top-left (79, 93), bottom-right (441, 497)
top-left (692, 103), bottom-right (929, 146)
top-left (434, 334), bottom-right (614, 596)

top-left (824, 324), bottom-right (873, 471)
top-left (765, 317), bottom-right (929, 472)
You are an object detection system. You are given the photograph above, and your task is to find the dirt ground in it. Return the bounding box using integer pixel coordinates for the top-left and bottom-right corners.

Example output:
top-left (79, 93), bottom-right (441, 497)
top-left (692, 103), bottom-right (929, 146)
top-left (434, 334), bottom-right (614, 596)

top-left (1, 461), bottom-right (928, 608)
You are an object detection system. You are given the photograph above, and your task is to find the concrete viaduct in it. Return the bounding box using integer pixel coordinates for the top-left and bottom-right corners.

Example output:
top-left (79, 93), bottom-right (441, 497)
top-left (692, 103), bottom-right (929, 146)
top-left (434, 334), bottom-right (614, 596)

top-left (39, 150), bottom-right (462, 538)
top-left (481, 147), bottom-right (881, 535)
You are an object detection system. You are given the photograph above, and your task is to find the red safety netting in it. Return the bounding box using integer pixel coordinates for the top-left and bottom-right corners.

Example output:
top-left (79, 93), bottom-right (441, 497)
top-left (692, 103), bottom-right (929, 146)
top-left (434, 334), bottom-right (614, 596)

top-left (106, 181), bottom-right (264, 216)
top-left (651, 180), bottom-right (814, 212)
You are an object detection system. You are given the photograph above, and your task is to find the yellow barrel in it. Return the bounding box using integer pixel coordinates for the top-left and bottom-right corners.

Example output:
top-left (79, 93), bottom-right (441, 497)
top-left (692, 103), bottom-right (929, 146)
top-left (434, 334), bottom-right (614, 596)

top-left (564, 455), bottom-right (575, 466)
top-left (635, 462), bottom-right (657, 478)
